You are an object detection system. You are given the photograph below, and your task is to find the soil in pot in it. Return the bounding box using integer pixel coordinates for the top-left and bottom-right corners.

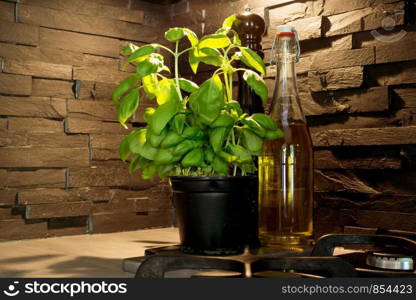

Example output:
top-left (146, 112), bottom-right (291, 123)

top-left (170, 176), bottom-right (259, 256)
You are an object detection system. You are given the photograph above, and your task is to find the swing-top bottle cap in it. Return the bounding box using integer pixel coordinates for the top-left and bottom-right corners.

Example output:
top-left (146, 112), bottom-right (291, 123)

top-left (276, 25), bottom-right (295, 34)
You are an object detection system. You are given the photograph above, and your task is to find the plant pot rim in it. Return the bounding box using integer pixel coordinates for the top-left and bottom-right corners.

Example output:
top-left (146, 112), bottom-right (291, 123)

top-left (169, 175), bottom-right (257, 181)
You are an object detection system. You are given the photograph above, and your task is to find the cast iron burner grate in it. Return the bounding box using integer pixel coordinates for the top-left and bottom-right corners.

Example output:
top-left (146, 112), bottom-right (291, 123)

top-left (125, 233), bottom-right (416, 278)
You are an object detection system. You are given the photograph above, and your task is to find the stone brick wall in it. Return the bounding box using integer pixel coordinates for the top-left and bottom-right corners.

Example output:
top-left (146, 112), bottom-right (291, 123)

top-left (169, 0), bottom-right (416, 238)
top-left (0, 0), bottom-right (173, 241)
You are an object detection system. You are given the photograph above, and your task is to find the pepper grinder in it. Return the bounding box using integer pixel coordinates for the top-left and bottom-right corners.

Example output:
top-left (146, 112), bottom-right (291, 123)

top-left (233, 6), bottom-right (266, 114)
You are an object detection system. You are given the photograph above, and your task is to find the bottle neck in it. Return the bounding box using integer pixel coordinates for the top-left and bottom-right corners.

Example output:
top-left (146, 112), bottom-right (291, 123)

top-left (270, 36), bottom-right (306, 125)
top-left (275, 55), bottom-right (298, 99)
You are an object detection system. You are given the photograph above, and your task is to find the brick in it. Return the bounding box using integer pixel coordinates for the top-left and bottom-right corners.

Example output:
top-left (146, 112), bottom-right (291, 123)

top-left (394, 88), bottom-right (416, 108)
top-left (67, 100), bottom-right (118, 121)
top-left (0, 2), bottom-right (14, 22)
top-left (90, 134), bottom-right (124, 160)
top-left (0, 96), bottom-right (66, 119)
top-left (0, 208), bottom-right (20, 220)
top-left (32, 79), bottom-right (74, 98)
top-left (19, 4), bottom-right (158, 42)
top-left (354, 28), bottom-right (416, 49)
top-left (25, 201), bottom-right (93, 219)
top-left (0, 189), bottom-right (17, 206)
top-left (308, 66), bottom-right (364, 92)
top-left (0, 147), bottom-right (90, 167)
top-left (19, 0), bottom-right (100, 15)
top-left (0, 119), bottom-right (7, 130)
top-left (310, 48), bottom-right (374, 70)
top-left (19, 188), bottom-right (112, 204)
top-left (7, 117), bottom-right (63, 133)
top-left (47, 216), bottom-right (88, 237)
top-left (367, 61), bottom-right (416, 86)
top-left (356, 210), bottom-right (416, 232)
top-left (65, 118), bottom-right (129, 134)
top-left (314, 149), bottom-right (402, 169)
top-left (268, 2), bottom-right (308, 27)
top-left (0, 219), bottom-right (47, 241)
top-left (314, 208), bottom-right (357, 237)
top-left (73, 65), bottom-right (129, 84)
top-left (376, 40), bottom-right (416, 64)
top-left (308, 87), bottom-right (389, 116)
top-left (322, 0), bottom-right (389, 16)
top-left (98, 5), bottom-right (144, 24)
top-left (0, 73), bottom-right (32, 96)
top-left (312, 126), bottom-right (416, 147)
top-left (39, 27), bottom-right (120, 58)
top-left (316, 193), bottom-right (416, 213)
top-left (0, 131), bottom-right (88, 148)
top-left (91, 210), bottom-right (172, 233)
top-left (287, 16), bottom-right (322, 41)
top-left (68, 161), bottom-right (159, 188)
top-left (309, 115), bottom-right (404, 132)
top-left (0, 20), bottom-right (39, 45)
top-left (3, 59), bottom-right (72, 80)
top-left (0, 169), bottom-right (66, 188)
top-left (325, 2), bottom-right (405, 37)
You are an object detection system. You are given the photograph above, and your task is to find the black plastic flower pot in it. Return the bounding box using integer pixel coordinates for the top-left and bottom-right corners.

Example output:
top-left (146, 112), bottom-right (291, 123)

top-left (170, 176), bottom-right (259, 256)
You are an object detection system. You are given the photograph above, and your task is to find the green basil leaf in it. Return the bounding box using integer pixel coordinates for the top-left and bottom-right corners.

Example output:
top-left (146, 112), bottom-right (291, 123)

top-left (199, 34), bottom-right (231, 49)
top-left (209, 126), bottom-right (228, 153)
top-left (251, 113), bottom-right (278, 131)
top-left (141, 163), bottom-right (157, 179)
top-left (239, 47), bottom-right (266, 75)
top-left (199, 48), bottom-right (221, 57)
top-left (172, 114), bottom-right (186, 134)
top-left (128, 153), bottom-right (141, 173)
top-left (155, 78), bottom-right (178, 105)
top-left (204, 148), bottom-right (215, 163)
top-left (119, 135), bottom-right (132, 161)
top-left (136, 53), bottom-right (164, 78)
top-left (138, 142), bottom-right (158, 160)
top-left (157, 164), bottom-right (174, 178)
top-left (112, 74), bottom-right (138, 105)
top-left (172, 140), bottom-right (194, 156)
top-left (226, 100), bottom-right (243, 117)
top-left (129, 128), bottom-right (147, 153)
top-left (147, 127), bottom-right (168, 148)
top-left (243, 70), bottom-right (268, 103)
top-left (222, 15), bottom-right (237, 29)
top-left (211, 113), bottom-right (235, 128)
top-left (127, 44), bottom-right (157, 63)
top-left (188, 47), bottom-right (200, 74)
top-left (121, 43), bottom-right (139, 56)
top-left (242, 128), bottom-right (263, 155)
top-left (143, 107), bottom-right (156, 123)
top-left (181, 148), bottom-right (204, 167)
top-left (189, 75), bottom-right (225, 125)
top-left (264, 129), bottom-right (284, 140)
top-left (183, 28), bottom-right (198, 46)
top-left (227, 144), bottom-right (252, 163)
top-left (219, 151), bottom-right (238, 163)
top-left (178, 78), bottom-right (199, 93)
top-left (118, 88), bottom-right (139, 128)
top-left (142, 74), bottom-right (158, 100)
top-left (161, 131), bottom-right (184, 148)
top-left (165, 27), bottom-right (185, 42)
top-left (149, 98), bottom-right (180, 135)
top-left (154, 148), bottom-right (175, 164)
top-left (212, 156), bottom-right (228, 175)
top-left (241, 116), bottom-right (267, 137)
top-left (199, 55), bottom-right (223, 67)
top-left (182, 126), bottom-right (200, 139)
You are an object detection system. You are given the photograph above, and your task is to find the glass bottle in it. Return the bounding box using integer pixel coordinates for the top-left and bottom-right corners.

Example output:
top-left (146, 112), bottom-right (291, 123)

top-left (233, 7), bottom-right (265, 114)
top-left (258, 25), bottom-right (314, 247)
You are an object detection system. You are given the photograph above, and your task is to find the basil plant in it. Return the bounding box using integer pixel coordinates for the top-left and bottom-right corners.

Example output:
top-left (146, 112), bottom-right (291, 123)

top-left (113, 15), bottom-right (283, 179)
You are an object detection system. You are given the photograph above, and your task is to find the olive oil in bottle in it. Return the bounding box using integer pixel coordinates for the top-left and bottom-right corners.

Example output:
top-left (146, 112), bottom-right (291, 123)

top-left (258, 26), bottom-right (313, 247)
